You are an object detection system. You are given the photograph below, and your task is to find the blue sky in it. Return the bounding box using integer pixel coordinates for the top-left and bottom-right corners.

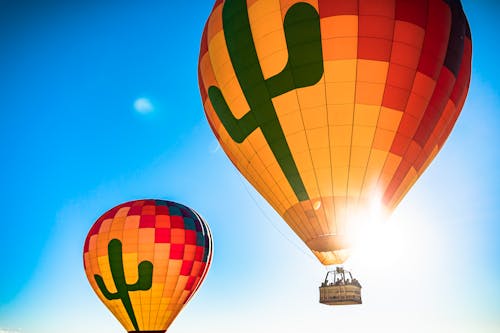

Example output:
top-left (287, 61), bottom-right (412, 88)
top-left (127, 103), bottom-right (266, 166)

top-left (0, 1), bottom-right (499, 332)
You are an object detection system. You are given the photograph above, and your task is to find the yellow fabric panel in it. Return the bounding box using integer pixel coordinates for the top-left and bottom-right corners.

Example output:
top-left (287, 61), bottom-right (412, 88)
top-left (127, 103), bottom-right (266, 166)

top-left (299, 170), bottom-right (321, 204)
top-left (331, 133), bottom-right (351, 162)
top-left (350, 146), bottom-right (372, 168)
top-left (123, 215), bottom-right (140, 230)
top-left (326, 82), bottom-right (356, 104)
top-left (357, 60), bottom-right (389, 84)
top-left (279, 112), bottom-right (306, 137)
top-left (110, 216), bottom-right (125, 232)
top-left (332, 165), bottom-right (349, 195)
top-left (324, 59), bottom-right (357, 83)
top-left (377, 152), bottom-right (402, 192)
top-left (138, 229), bottom-right (155, 261)
top-left (99, 218), bottom-right (112, 233)
top-left (220, 76), bottom-right (250, 116)
top-left (372, 127), bottom-right (396, 152)
top-left (255, 30), bottom-right (289, 80)
top-left (115, 206), bottom-right (130, 217)
top-left (347, 166), bottom-right (368, 198)
top-left (273, 89), bottom-right (301, 110)
top-left (97, 255), bottom-right (114, 291)
top-left (307, 126), bottom-right (329, 150)
top-left (140, 289), bottom-right (152, 328)
top-left (378, 106), bottom-right (403, 131)
top-left (315, 166), bottom-right (333, 197)
top-left (361, 149), bottom-right (390, 197)
top-left (321, 15), bottom-right (358, 39)
top-left (286, 131), bottom-right (309, 154)
top-left (206, 3), bottom-right (223, 44)
top-left (111, 302), bottom-right (131, 331)
top-left (297, 79), bottom-right (326, 110)
top-left (321, 16), bottom-right (358, 61)
top-left (122, 229), bottom-right (138, 253)
top-left (324, 37), bottom-right (358, 61)
top-left (329, 124), bottom-right (352, 146)
top-left (354, 104), bottom-right (380, 127)
top-left (249, 0), bottom-right (287, 80)
top-left (199, 54), bottom-right (218, 95)
top-left (264, 161), bottom-right (297, 209)
top-left (86, 237), bottom-right (99, 271)
top-left (355, 81), bottom-right (386, 105)
top-left (208, 31), bottom-right (236, 94)
top-left (247, 136), bottom-right (296, 213)
top-left (122, 252), bottom-right (139, 283)
top-left (96, 232), bottom-right (109, 258)
top-left (157, 309), bottom-right (174, 331)
top-left (351, 126), bottom-right (376, 148)
top-left (129, 293), bottom-right (144, 328)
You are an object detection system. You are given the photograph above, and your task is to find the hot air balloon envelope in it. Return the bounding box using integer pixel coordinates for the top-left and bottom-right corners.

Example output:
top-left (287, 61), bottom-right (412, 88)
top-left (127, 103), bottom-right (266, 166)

top-left (198, 0), bottom-right (471, 265)
top-left (83, 199), bottom-right (213, 332)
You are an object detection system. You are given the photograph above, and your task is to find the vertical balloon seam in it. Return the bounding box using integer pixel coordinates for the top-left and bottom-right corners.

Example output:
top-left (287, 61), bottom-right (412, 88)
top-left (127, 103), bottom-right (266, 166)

top-left (355, 3), bottom-right (397, 215)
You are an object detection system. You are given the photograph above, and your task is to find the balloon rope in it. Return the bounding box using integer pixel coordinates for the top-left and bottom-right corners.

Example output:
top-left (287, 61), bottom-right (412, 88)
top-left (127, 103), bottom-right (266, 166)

top-left (235, 172), bottom-right (318, 264)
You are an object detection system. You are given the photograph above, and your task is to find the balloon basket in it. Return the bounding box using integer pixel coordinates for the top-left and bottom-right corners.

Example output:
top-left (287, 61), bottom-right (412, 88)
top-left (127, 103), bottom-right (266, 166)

top-left (319, 267), bottom-right (362, 305)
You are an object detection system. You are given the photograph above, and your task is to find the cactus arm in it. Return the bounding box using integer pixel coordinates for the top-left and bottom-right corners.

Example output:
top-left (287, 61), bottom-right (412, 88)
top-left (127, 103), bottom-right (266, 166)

top-left (267, 3), bottom-right (323, 96)
top-left (128, 261), bottom-right (154, 291)
top-left (208, 86), bottom-right (258, 143)
top-left (94, 274), bottom-right (120, 300)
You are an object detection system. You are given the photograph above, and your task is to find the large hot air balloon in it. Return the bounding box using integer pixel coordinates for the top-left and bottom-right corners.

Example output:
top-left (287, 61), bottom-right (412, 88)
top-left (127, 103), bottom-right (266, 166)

top-left (198, 0), bottom-right (471, 303)
top-left (83, 199), bottom-right (213, 332)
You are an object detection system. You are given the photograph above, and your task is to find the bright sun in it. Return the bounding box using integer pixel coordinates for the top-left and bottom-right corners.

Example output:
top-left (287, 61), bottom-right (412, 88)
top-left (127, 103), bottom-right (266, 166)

top-left (344, 197), bottom-right (428, 276)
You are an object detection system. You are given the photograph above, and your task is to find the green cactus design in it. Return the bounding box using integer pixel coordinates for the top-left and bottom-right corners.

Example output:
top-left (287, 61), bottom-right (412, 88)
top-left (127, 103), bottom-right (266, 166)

top-left (94, 239), bottom-right (153, 332)
top-left (208, 0), bottom-right (324, 202)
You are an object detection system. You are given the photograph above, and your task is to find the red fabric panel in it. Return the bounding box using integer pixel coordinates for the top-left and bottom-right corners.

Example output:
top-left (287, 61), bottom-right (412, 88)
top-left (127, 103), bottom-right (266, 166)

top-left (383, 159), bottom-right (411, 204)
top-left (359, 0), bottom-right (395, 17)
top-left (395, 0), bottom-right (428, 28)
top-left (417, 0), bottom-right (451, 80)
top-left (358, 37), bottom-right (392, 61)
top-left (318, 0), bottom-right (358, 17)
top-left (170, 244), bottom-right (184, 259)
top-left (139, 215), bottom-right (155, 228)
top-left (198, 24), bottom-right (209, 103)
top-left (450, 38), bottom-right (472, 105)
top-left (382, 63), bottom-right (416, 110)
top-left (155, 228), bottom-right (171, 243)
top-left (414, 67), bottom-right (456, 147)
top-left (180, 260), bottom-right (194, 276)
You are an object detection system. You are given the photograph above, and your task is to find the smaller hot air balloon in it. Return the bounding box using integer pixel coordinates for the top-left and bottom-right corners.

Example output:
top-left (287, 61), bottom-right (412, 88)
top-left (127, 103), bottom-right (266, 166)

top-left (83, 199), bottom-right (213, 332)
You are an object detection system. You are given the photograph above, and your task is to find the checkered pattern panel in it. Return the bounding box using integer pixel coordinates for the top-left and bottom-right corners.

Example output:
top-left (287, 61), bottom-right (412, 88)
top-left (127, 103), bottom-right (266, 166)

top-left (198, 0), bottom-right (471, 265)
top-left (83, 199), bottom-right (213, 332)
